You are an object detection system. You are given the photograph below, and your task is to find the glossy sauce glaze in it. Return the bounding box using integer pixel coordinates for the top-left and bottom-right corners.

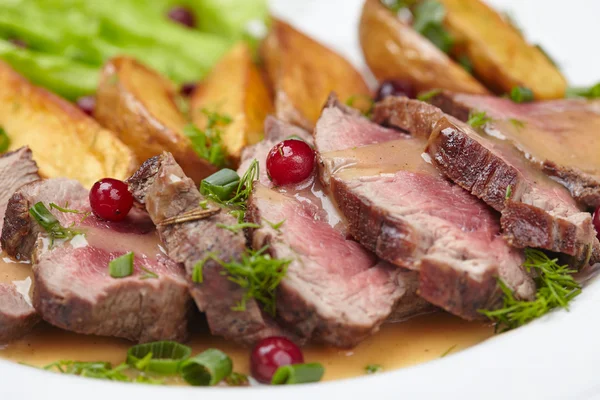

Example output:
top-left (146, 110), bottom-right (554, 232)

top-left (0, 256), bottom-right (494, 382)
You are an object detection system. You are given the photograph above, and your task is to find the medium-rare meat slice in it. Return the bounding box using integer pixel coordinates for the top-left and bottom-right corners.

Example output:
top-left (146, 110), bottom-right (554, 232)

top-left (241, 117), bottom-right (429, 347)
top-left (373, 96), bottom-right (598, 268)
top-left (0, 147), bottom-right (39, 342)
top-left (429, 92), bottom-right (600, 208)
top-left (314, 97), bottom-right (535, 320)
top-left (1, 178), bottom-right (191, 343)
top-left (127, 153), bottom-right (284, 345)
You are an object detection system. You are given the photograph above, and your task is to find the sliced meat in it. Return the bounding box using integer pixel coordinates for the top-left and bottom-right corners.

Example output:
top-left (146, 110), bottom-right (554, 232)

top-left (429, 92), bottom-right (600, 208)
top-left (127, 153), bottom-right (284, 345)
top-left (373, 96), bottom-right (598, 268)
top-left (0, 147), bottom-right (40, 342)
top-left (1, 178), bottom-right (191, 343)
top-left (242, 117), bottom-right (429, 347)
top-left (315, 97), bottom-right (534, 320)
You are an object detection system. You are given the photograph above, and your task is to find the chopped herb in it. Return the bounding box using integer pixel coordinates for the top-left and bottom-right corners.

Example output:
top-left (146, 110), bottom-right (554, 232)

top-left (346, 94), bottom-right (375, 117)
top-left (479, 249), bottom-right (581, 331)
top-left (192, 258), bottom-right (206, 284)
top-left (109, 252), bottom-right (134, 279)
top-left (271, 363), bottom-right (325, 385)
top-left (29, 202), bottom-right (83, 246)
top-left (535, 44), bottom-right (559, 67)
top-left (508, 118), bottom-right (526, 129)
top-left (201, 246), bottom-right (290, 316)
top-left (412, 0), bottom-right (454, 53)
top-left (139, 266), bottom-right (159, 280)
top-left (200, 168), bottom-right (241, 202)
top-left (456, 54), bottom-right (473, 74)
top-left (216, 222), bottom-right (260, 233)
top-left (417, 88), bottom-right (442, 102)
top-left (264, 218), bottom-right (286, 231)
top-left (505, 185), bottom-right (512, 200)
top-left (440, 344), bottom-right (456, 357)
top-left (566, 83), bottom-right (600, 99)
top-left (42, 361), bottom-right (163, 384)
top-left (365, 364), bottom-right (383, 374)
top-left (199, 200), bottom-right (208, 210)
top-left (49, 202), bottom-right (92, 222)
top-left (225, 372), bottom-right (250, 386)
top-left (380, 0), bottom-right (418, 12)
top-left (184, 109), bottom-right (232, 168)
top-left (509, 86), bottom-right (534, 103)
top-left (127, 341), bottom-right (192, 375)
top-left (466, 110), bottom-right (493, 128)
top-left (0, 127), bottom-right (9, 153)
top-left (181, 349), bottom-right (232, 386)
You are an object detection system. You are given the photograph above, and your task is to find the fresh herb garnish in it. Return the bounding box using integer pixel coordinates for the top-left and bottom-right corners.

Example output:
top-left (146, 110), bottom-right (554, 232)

top-left (271, 363), bottom-right (325, 385)
top-left (226, 372), bottom-right (250, 386)
top-left (200, 159), bottom-right (259, 222)
top-left (139, 266), bottom-right (159, 280)
top-left (29, 202), bottom-right (83, 246)
top-left (365, 364), bottom-right (383, 374)
top-left (109, 252), bottom-right (134, 279)
top-left (216, 222), bottom-right (260, 233)
top-left (199, 200), bottom-right (208, 210)
top-left (43, 361), bottom-right (163, 384)
top-left (195, 246), bottom-right (290, 316)
top-left (185, 109), bottom-right (232, 168)
top-left (440, 344), bottom-right (456, 358)
top-left (508, 118), bottom-right (526, 129)
top-left (49, 202), bottom-right (92, 222)
top-left (417, 89), bottom-right (442, 102)
top-left (264, 218), bottom-right (286, 231)
top-left (412, 0), bottom-right (454, 53)
top-left (181, 348), bottom-right (233, 386)
top-left (346, 94), bottom-right (375, 117)
top-left (200, 168), bottom-right (241, 202)
top-left (505, 185), bottom-right (512, 200)
top-left (127, 341), bottom-right (192, 375)
top-left (0, 127), bottom-right (10, 153)
top-left (380, 0), bottom-right (418, 12)
top-left (566, 83), bottom-right (600, 99)
top-left (479, 249), bottom-right (581, 331)
top-left (509, 86), bottom-right (534, 103)
top-left (466, 110), bottom-right (493, 128)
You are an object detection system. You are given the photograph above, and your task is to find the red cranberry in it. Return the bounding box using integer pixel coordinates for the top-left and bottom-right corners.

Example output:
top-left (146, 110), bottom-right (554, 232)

top-left (76, 96), bottom-right (96, 116)
top-left (180, 82), bottom-right (197, 97)
top-left (167, 6), bottom-right (196, 28)
top-left (593, 207), bottom-right (600, 241)
top-left (266, 139), bottom-right (315, 186)
top-left (375, 79), bottom-right (416, 101)
top-left (250, 337), bottom-right (304, 384)
top-left (89, 178), bottom-right (134, 222)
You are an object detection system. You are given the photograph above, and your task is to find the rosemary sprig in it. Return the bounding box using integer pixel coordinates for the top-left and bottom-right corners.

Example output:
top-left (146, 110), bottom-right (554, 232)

top-left (480, 249), bottom-right (581, 331)
top-left (192, 246), bottom-right (290, 316)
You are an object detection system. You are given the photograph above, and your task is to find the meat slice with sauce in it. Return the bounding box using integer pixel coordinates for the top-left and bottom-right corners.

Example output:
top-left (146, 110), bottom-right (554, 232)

top-left (127, 153), bottom-right (285, 345)
top-left (429, 92), bottom-right (600, 209)
top-left (373, 96), bottom-right (598, 268)
top-left (0, 147), bottom-right (40, 343)
top-left (314, 96), bottom-right (535, 320)
top-left (1, 178), bottom-right (192, 343)
top-left (241, 117), bottom-right (429, 347)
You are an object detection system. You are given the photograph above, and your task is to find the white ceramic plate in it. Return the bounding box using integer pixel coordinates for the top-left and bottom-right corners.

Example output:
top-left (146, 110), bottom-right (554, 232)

top-left (2, 1), bottom-right (600, 399)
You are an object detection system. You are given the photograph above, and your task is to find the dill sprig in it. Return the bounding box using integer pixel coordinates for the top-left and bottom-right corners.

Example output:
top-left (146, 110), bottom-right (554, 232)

top-left (184, 109), bottom-right (232, 168)
top-left (466, 110), bottom-right (493, 128)
top-left (43, 361), bottom-right (163, 384)
top-left (192, 246), bottom-right (290, 316)
top-left (480, 249), bottom-right (581, 331)
top-left (216, 222), bottom-right (260, 233)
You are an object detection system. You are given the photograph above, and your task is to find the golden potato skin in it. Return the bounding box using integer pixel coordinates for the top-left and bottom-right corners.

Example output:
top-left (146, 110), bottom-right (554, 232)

top-left (95, 57), bottom-right (217, 184)
top-left (0, 61), bottom-right (136, 188)
top-left (190, 43), bottom-right (273, 164)
top-left (359, 0), bottom-right (487, 95)
top-left (261, 18), bottom-right (371, 129)
top-left (439, 0), bottom-right (567, 99)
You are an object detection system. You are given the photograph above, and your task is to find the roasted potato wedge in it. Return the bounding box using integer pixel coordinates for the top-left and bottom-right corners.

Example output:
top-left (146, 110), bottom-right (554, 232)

top-left (190, 42), bottom-right (273, 164)
top-left (95, 57), bottom-right (217, 184)
top-left (359, 0), bottom-right (487, 95)
top-left (438, 0), bottom-right (567, 99)
top-left (0, 60), bottom-right (136, 188)
top-left (261, 19), bottom-right (371, 129)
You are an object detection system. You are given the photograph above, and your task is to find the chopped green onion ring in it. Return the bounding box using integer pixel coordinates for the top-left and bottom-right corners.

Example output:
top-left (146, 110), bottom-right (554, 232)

top-left (108, 252), bottom-right (134, 278)
top-left (127, 341), bottom-right (192, 375)
top-left (271, 363), bottom-right (325, 385)
top-left (200, 168), bottom-right (241, 202)
top-left (180, 348), bottom-right (232, 386)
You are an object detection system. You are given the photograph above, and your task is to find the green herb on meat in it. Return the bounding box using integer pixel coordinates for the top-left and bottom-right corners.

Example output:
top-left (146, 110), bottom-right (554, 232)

top-left (346, 94), bottom-right (375, 117)
top-left (417, 88), bottom-right (442, 102)
top-left (566, 82), bottom-right (600, 99)
top-left (139, 266), bottom-right (159, 280)
top-left (43, 360), bottom-right (163, 384)
top-left (479, 249), bottom-right (581, 331)
top-left (505, 185), bottom-right (512, 200)
top-left (264, 218), bottom-right (286, 231)
top-left (184, 109), bottom-right (231, 168)
top-left (509, 86), bottom-right (534, 103)
top-left (109, 252), bottom-right (134, 279)
top-left (216, 222), bottom-right (260, 233)
top-left (466, 110), bottom-right (492, 128)
top-left (29, 202), bottom-right (84, 246)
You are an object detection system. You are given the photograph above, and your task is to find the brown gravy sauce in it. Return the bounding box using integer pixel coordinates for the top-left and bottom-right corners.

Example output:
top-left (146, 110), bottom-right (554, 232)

top-left (0, 247), bottom-right (493, 382)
